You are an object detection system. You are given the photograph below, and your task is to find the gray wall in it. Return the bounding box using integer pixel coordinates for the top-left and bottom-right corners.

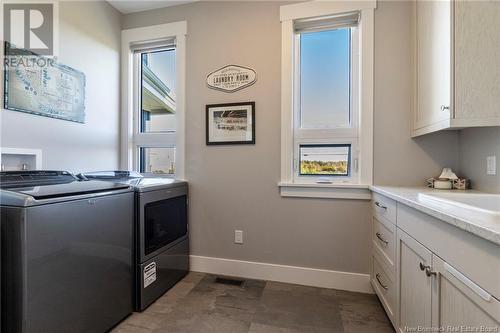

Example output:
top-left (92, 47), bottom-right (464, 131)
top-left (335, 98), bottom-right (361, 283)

top-left (0, 1), bottom-right (122, 173)
top-left (373, 1), bottom-right (460, 186)
top-left (122, 1), bottom-right (459, 274)
top-left (459, 128), bottom-right (500, 193)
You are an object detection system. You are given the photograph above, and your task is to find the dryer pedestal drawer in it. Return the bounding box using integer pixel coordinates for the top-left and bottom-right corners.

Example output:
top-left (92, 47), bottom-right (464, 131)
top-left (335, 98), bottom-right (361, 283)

top-left (137, 238), bottom-right (189, 311)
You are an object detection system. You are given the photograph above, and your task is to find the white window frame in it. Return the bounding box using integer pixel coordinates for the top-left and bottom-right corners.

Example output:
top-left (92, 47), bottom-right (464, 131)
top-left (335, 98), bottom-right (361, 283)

top-left (279, 1), bottom-right (375, 199)
top-left (121, 22), bottom-right (187, 179)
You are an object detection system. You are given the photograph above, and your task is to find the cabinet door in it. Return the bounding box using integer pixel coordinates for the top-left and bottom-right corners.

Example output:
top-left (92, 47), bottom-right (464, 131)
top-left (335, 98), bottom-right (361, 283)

top-left (432, 255), bottom-right (500, 329)
top-left (454, 1), bottom-right (500, 121)
top-left (415, 0), bottom-right (452, 130)
top-left (397, 229), bottom-right (433, 332)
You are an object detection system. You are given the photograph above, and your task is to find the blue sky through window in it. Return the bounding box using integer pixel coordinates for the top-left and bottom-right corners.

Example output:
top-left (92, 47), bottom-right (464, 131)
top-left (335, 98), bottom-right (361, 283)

top-left (300, 28), bottom-right (350, 128)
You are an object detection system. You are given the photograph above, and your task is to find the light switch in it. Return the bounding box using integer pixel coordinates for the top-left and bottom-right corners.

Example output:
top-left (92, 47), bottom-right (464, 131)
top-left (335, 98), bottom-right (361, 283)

top-left (234, 230), bottom-right (243, 244)
top-left (487, 156), bottom-right (496, 175)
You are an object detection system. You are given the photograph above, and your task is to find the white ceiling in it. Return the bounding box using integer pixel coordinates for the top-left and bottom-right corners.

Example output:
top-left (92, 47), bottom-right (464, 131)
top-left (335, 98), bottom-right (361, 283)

top-left (107, 0), bottom-right (198, 14)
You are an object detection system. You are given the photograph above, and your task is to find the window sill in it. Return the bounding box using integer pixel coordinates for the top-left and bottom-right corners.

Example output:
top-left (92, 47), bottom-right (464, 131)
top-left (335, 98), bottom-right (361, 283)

top-left (278, 182), bottom-right (371, 200)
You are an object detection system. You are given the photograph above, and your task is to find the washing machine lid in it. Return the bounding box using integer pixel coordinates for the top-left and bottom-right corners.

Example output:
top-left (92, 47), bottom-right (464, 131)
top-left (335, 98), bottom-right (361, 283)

top-left (82, 170), bottom-right (143, 180)
top-left (0, 171), bottom-right (130, 202)
top-left (80, 170), bottom-right (185, 192)
top-left (0, 170), bottom-right (77, 188)
top-left (11, 181), bottom-right (130, 200)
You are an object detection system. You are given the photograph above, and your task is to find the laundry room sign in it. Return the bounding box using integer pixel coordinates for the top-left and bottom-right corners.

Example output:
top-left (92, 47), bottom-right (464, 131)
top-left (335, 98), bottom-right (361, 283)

top-left (206, 65), bottom-right (257, 92)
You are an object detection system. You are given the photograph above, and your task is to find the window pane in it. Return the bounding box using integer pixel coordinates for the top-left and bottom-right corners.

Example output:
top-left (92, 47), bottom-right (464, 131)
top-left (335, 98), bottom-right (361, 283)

top-left (300, 29), bottom-right (350, 128)
top-left (140, 147), bottom-right (176, 175)
top-left (141, 49), bottom-right (176, 133)
top-left (299, 144), bottom-right (350, 176)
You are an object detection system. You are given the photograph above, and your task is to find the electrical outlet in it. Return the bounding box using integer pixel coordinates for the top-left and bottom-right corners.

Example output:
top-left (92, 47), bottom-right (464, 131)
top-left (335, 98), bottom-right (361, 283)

top-left (487, 156), bottom-right (496, 175)
top-left (234, 230), bottom-right (243, 244)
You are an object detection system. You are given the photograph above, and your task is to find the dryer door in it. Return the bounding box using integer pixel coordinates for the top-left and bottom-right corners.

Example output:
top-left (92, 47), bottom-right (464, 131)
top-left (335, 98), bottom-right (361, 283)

top-left (138, 186), bottom-right (188, 263)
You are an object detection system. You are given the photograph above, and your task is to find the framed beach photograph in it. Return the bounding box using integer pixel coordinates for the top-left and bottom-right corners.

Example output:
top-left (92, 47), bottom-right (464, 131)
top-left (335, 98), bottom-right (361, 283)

top-left (206, 102), bottom-right (255, 145)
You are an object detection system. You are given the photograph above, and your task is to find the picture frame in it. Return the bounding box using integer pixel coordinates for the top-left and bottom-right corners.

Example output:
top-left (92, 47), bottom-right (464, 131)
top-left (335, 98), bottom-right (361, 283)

top-left (3, 42), bottom-right (86, 123)
top-left (206, 102), bottom-right (255, 145)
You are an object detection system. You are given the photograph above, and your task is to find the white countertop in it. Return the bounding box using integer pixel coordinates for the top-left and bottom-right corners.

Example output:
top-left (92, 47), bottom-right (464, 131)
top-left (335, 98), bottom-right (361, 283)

top-left (370, 186), bottom-right (500, 246)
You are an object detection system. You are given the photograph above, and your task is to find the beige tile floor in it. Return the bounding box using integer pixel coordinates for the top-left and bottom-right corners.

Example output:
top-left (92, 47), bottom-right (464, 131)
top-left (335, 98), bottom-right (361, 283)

top-left (112, 272), bottom-right (394, 333)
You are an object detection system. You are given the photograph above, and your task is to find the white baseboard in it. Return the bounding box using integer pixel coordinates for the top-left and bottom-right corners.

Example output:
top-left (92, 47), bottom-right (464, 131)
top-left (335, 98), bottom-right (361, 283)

top-left (190, 255), bottom-right (373, 294)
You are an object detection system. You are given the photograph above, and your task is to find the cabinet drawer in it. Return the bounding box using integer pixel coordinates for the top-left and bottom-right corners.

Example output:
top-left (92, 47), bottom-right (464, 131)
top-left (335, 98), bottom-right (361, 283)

top-left (372, 217), bottom-right (396, 267)
top-left (372, 193), bottom-right (396, 225)
top-left (372, 255), bottom-right (396, 325)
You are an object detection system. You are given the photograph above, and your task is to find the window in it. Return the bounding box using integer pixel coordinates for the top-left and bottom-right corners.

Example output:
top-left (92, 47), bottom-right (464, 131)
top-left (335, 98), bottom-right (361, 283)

top-left (134, 46), bottom-right (177, 175)
top-left (279, 2), bottom-right (374, 199)
top-left (299, 144), bottom-right (351, 176)
top-left (140, 147), bottom-right (176, 174)
top-left (122, 22), bottom-right (186, 178)
top-left (293, 16), bottom-right (359, 184)
top-left (300, 29), bottom-right (351, 129)
top-left (140, 49), bottom-right (176, 133)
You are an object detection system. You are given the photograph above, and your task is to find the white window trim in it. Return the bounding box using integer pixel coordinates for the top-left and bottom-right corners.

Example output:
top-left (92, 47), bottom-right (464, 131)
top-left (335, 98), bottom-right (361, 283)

top-left (121, 21), bottom-right (187, 179)
top-left (279, 1), bottom-right (375, 200)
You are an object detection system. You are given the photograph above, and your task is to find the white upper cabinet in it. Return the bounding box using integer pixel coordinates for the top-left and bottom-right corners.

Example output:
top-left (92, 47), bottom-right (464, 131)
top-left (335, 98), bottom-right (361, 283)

top-left (415, 0), bottom-right (451, 132)
top-left (412, 0), bottom-right (500, 137)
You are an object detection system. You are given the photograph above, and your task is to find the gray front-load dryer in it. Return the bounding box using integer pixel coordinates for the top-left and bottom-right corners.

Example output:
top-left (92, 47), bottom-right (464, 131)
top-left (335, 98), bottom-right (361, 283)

top-left (0, 171), bottom-right (135, 333)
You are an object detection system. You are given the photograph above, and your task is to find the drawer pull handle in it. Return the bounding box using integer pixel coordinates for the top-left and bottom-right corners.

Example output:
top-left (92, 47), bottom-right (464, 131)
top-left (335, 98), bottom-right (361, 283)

top-left (375, 273), bottom-right (388, 290)
top-left (375, 201), bottom-right (387, 210)
top-left (444, 262), bottom-right (492, 302)
top-left (376, 232), bottom-right (388, 245)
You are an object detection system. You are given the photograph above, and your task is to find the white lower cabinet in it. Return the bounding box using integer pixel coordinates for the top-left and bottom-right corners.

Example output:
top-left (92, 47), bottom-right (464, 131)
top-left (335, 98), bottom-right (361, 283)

top-left (396, 229), bottom-right (433, 333)
top-left (396, 229), bottom-right (500, 332)
top-left (432, 255), bottom-right (500, 329)
top-left (372, 193), bottom-right (500, 332)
